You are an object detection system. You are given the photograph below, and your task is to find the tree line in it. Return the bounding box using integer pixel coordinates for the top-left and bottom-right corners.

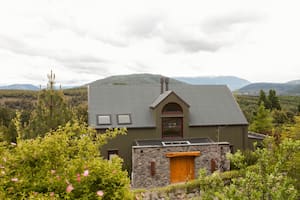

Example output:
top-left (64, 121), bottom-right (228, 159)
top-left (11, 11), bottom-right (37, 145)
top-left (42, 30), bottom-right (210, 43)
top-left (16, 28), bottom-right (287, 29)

top-left (0, 75), bottom-right (87, 142)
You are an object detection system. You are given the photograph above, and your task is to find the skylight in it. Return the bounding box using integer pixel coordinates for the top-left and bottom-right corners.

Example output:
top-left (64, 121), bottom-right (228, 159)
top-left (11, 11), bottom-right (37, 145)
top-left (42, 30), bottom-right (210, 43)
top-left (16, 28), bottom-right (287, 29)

top-left (117, 114), bottom-right (131, 124)
top-left (162, 141), bottom-right (190, 146)
top-left (97, 115), bottom-right (111, 125)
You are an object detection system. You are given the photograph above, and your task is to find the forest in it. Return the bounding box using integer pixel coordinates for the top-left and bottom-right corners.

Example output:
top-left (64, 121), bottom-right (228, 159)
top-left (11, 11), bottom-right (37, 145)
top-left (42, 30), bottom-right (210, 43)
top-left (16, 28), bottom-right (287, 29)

top-left (0, 82), bottom-right (299, 199)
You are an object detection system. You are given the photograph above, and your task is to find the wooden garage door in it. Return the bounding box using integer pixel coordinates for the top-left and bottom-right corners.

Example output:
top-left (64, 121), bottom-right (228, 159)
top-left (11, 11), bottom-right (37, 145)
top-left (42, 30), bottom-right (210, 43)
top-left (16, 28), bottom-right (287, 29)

top-left (170, 156), bottom-right (195, 183)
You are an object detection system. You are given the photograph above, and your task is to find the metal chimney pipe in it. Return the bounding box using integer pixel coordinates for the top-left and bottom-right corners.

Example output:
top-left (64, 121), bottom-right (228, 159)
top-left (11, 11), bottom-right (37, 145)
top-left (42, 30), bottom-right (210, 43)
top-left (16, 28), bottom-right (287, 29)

top-left (160, 77), bottom-right (164, 94)
top-left (165, 77), bottom-right (169, 91)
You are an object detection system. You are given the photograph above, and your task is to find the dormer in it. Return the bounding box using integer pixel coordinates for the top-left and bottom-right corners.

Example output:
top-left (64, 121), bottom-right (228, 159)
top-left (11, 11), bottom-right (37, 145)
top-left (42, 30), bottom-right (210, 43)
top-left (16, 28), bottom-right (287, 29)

top-left (150, 90), bottom-right (190, 139)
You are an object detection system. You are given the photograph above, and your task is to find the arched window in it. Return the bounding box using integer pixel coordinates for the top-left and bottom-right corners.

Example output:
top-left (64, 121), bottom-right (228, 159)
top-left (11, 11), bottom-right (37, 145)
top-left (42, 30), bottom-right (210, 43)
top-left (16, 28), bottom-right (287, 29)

top-left (162, 103), bottom-right (183, 114)
top-left (162, 103), bottom-right (183, 138)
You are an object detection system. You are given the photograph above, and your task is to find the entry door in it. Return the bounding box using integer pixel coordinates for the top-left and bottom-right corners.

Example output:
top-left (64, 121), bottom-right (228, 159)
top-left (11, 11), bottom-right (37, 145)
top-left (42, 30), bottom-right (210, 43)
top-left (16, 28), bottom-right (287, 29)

top-left (170, 156), bottom-right (195, 183)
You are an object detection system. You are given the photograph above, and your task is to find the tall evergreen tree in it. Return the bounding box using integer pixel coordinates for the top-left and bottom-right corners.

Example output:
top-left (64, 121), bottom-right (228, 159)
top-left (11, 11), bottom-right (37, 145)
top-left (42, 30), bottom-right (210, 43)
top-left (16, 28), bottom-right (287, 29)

top-left (250, 103), bottom-right (273, 134)
top-left (268, 89), bottom-right (281, 110)
top-left (25, 71), bottom-right (72, 138)
top-left (258, 90), bottom-right (270, 109)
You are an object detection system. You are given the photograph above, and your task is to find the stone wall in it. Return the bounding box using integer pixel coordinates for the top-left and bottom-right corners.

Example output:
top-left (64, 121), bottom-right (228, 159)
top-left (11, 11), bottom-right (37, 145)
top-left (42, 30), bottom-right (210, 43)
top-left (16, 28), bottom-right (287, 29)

top-left (132, 142), bottom-right (230, 188)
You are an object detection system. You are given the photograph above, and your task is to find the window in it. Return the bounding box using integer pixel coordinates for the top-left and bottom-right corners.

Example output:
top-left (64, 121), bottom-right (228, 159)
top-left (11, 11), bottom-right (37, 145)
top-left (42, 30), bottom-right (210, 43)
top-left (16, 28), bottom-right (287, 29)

top-left (108, 150), bottom-right (119, 160)
top-left (117, 114), bottom-right (131, 124)
top-left (162, 117), bottom-right (183, 138)
top-left (162, 103), bottom-right (183, 114)
top-left (97, 115), bottom-right (111, 125)
top-left (162, 103), bottom-right (183, 138)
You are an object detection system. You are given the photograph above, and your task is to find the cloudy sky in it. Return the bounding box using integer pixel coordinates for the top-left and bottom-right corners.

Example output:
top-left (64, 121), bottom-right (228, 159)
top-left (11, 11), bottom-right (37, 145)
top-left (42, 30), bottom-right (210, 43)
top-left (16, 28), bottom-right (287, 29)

top-left (0, 0), bottom-right (299, 86)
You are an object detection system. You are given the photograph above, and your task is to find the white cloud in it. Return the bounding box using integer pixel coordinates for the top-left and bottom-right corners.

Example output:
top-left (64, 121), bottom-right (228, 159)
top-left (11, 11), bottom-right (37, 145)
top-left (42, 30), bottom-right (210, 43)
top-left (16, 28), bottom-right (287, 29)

top-left (0, 0), bottom-right (299, 86)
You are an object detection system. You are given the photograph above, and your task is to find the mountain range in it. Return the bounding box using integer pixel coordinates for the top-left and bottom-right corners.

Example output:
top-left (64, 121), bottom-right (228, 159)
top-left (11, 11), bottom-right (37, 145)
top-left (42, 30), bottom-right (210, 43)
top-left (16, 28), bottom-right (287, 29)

top-left (0, 74), bottom-right (299, 96)
top-left (0, 84), bottom-right (40, 90)
top-left (238, 82), bottom-right (300, 96)
top-left (174, 76), bottom-right (250, 90)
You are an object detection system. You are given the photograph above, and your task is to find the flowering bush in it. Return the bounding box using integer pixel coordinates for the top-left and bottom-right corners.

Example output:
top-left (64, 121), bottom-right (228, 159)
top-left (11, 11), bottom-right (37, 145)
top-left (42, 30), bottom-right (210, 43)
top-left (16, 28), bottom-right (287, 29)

top-left (0, 122), bottom-right (132, 199)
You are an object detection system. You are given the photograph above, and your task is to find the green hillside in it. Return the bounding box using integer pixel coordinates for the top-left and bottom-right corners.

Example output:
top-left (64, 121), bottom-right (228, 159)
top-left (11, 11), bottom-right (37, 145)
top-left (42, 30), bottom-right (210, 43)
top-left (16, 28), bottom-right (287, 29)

top-left (238, 81), bottom-right (300, 96)
top-left (235, 94), bottom-right (300, 122)
top-left (90, 73), bottom-right (187, 86)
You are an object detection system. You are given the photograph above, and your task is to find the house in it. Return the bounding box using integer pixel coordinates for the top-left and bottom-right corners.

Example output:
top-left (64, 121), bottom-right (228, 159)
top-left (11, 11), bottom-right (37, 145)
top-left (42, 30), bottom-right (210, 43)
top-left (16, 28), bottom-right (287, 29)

top-left (88, 75), bottom-right (249, 188)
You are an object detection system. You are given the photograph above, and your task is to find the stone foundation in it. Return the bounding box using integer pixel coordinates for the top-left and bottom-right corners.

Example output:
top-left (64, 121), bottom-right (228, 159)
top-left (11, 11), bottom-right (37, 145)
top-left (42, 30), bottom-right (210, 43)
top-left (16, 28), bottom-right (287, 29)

top-left (132, 142), bottom-right (230, 188)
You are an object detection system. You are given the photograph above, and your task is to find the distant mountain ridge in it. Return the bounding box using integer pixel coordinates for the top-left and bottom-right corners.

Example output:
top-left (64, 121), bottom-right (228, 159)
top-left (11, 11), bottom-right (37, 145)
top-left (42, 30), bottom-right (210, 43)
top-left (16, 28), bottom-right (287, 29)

top-left (0, 84), bottom-right (77, 90)
top-left (238, 80), bottom-right (300, 96)
top-left (90, 73), bottom-right (188, 86)
top-left (174, 76), bottom-right (250, 90)
top-left (2, 75), bottom-right (300, 96)
top-left (287, 80), bottom-right (300, 85)
top-left (0, 84), bottom-right (39, 90)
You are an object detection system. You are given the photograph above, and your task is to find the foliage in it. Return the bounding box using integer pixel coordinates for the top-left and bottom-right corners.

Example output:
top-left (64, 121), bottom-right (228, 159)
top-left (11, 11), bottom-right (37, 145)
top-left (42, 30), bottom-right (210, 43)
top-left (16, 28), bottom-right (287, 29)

top-left (0, 121), bottom-right (131, 199)
top-left (235, 95), bottom-right (258, 122)
top-left (249, 103), bottom-right (273, 134)
top-left (198, 169), bottom-right (225, 199)
top-left (0, 85), bottom-right (88, 143)
top-left (197, 137), bottom-right (299, 200)
top-left (0, 107), bottom-right (18, 142)
top-left (72, 103), bottom-right (88, 123)
top-left (0, 90), bottom-right (37, 99)
top-left (258, 90), bottom-right (270, 109)
top-left (227, 150), bottom-right (247, 170)
top-left (0, 106), bottom-right (15, 127)
top-left (268, 89), bottom-right (281, 110)
top-left (280, 116), bottom-right (300, 140)
top-left (24, 88), bottom-right (73, 138)
top-left (236, 95), bottom-right (300, 124)
top-left (257, 89), bottom-right (281, 111)
top-left (272, 109), bottom-right (290, 125)
top-left (22, 72), bottom-right (74, 139)
top-left (227, 149), bottom-right (258, 170)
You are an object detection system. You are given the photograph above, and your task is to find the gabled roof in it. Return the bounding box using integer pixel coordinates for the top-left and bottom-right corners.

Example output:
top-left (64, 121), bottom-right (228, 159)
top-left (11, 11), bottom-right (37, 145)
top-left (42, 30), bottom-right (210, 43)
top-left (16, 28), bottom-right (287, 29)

top-left (88, 83), bottom-right (248, 129)
top-left (149, 90), bottom-right (190, 109)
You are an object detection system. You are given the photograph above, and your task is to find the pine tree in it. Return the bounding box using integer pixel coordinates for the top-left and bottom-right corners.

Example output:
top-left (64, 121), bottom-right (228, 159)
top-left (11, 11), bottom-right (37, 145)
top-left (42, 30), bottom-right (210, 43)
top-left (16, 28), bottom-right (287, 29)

top-left (250, 103), bottom-right (273, 134)
top-left (258, 90), bottom-right (270, 109)
top-left (268, 89), bottom-right (281, 110)
top-left (25, 71), bottom-right (72, 138)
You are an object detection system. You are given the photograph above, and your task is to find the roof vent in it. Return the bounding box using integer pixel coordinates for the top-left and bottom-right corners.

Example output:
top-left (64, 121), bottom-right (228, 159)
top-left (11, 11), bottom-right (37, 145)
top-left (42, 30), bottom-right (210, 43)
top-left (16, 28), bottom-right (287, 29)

top-left (162, 141), bottom-right (190, 146)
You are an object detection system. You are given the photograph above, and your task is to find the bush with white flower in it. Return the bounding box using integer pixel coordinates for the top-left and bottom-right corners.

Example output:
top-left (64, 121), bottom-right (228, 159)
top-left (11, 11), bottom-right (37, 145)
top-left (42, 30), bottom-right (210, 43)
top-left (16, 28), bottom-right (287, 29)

top-left (0, 121), bottom-right (132, 199)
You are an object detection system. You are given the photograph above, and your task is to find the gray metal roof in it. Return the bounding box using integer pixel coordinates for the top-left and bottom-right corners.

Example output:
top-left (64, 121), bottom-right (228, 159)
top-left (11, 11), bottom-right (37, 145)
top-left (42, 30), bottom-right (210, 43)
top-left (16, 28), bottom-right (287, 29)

top-left (88, 83), bottom-right (248, 129)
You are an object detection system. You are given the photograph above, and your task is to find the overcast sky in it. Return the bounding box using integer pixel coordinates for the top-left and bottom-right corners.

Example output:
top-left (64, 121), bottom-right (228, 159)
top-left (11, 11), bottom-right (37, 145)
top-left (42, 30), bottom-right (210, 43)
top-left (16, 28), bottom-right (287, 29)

top-left (0, 0), bottom-right (299, 86)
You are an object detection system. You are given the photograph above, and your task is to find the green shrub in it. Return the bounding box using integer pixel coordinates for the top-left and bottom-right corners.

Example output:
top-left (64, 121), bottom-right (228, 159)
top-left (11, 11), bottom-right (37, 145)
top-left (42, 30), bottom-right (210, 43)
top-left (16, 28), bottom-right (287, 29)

top-left (0, 122), bottom-right (132, 199)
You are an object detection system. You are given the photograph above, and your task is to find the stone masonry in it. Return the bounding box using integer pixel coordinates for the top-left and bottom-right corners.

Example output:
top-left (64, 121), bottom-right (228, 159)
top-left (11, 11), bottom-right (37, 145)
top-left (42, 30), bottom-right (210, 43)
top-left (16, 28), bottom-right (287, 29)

top-left (132, 142), bottom-right (230, 188)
